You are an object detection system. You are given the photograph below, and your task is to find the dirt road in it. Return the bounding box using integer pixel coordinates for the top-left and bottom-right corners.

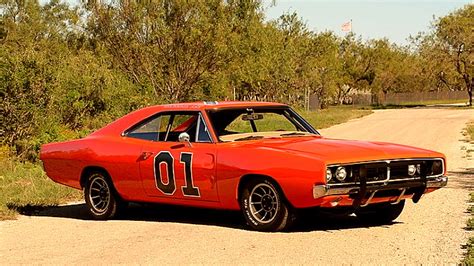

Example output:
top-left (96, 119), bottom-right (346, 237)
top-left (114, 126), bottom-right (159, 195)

top-left (1, 108), bottom-right (473, 264)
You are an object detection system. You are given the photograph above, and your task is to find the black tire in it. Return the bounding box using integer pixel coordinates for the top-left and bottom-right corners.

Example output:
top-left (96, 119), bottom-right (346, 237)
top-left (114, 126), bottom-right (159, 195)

top-left (355, 200), bottom-right (405, 224)
top-left (84, 171), bottom-right (124, 220)
top-left (240, 178), bottom-right (296, 232)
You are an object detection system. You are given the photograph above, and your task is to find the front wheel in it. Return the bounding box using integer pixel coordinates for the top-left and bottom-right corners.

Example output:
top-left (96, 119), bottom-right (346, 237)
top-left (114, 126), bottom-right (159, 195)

top-left (240, 178), bottom-right (295, 232)
top-left (355, 200), bottom-right (405, 224)
top-left (84, 172), bottom-right (123, 220)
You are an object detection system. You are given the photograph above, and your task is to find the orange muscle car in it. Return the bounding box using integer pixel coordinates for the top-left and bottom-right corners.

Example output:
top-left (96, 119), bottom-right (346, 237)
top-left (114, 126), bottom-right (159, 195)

top-left (40, 101), bottom-right (447, 231)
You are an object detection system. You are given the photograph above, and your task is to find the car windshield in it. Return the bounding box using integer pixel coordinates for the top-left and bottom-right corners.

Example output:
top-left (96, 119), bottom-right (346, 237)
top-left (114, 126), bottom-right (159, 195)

top-left (207, 107), bottom-right (318, 142)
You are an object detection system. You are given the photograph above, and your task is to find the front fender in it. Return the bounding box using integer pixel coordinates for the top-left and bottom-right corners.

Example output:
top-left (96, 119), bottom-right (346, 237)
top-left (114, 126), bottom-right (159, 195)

top-left (216, 146), bottom-right (326, 209)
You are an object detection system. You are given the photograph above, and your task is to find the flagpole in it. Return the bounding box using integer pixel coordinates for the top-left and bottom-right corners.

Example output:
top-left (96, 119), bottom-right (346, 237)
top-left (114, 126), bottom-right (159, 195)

top-left (350, 19), bottom-right (353, 33)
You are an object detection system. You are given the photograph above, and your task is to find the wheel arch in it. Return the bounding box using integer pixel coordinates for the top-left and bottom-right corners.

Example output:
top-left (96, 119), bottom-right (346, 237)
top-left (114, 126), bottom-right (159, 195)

top-left (237, 174), bottom-right (293, 208)
top-left (80, 166), bottom-right (111, 189)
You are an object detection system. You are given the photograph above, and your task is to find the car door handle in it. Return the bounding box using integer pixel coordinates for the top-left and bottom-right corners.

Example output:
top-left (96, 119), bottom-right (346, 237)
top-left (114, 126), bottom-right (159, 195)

top-left (139, 151), bottom-right (154, 161)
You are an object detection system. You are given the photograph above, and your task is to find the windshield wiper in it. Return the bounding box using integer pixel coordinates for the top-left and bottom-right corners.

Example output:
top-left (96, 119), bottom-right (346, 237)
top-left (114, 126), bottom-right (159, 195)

top-left (234, 135), bottom-right (265, 141)
top-left (280, 132), bottom-right (307, 137)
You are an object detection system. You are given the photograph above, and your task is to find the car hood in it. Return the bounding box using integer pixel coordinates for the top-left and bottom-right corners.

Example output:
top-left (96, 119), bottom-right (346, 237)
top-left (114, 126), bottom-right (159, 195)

top-left (242, 136), bottom-right (444, 165)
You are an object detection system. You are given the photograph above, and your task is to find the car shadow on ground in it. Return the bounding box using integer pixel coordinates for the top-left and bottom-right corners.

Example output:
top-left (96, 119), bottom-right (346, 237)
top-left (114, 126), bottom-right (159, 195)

top-left (12, 202), bottom-right (401, 232)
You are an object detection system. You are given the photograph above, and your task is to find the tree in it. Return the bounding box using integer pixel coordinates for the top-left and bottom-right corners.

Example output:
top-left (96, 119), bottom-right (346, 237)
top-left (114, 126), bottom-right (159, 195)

top-left (336, 34), bottom-right (375, 104)
top-left (0, 0), bottom-right (139, 160)
top-left (87, 0), bottom-right (234, 102)
top-left (422, 4), bottom-right (474, 105)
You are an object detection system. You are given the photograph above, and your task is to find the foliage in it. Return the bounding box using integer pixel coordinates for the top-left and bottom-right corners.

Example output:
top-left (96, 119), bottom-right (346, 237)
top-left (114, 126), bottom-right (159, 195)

top-left (0, 1), bottom-right (472, 162)
top-left (1, 0), bottom-right (143, 160)
top-left (414, 4), bottom-right (473, 106)
top-left (87, 1), bottom-right (234, 101)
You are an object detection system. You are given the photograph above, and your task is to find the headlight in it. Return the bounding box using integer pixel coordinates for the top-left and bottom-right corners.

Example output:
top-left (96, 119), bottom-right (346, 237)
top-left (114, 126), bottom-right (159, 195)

top-left (335, 166), bottom-right (347, 181)
top-left (432, 160), bottom-right (442, 175)
top-left (408, 164), bottom-right (416, 176)
top-left (326, 168), bottom-right (333, 182)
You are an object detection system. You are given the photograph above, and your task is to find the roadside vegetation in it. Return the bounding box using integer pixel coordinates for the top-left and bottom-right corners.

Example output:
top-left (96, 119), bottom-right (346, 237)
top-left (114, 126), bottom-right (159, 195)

top-left (300, 107), bottom-right (372, 130)
top-left (467, 123), bottom-right (474, 142)
top-left (462, 122), bottom-right (474, 160)
top-left (1, 1), bottom-right (472, 164)
top-left (378, 99), bottom-right (470, 107)
top-left (0, 148), bottom-right (82, 220)
top-left (464, 193), bottom-right (474, 264)
top-left (463, 122), bottom-right (474, 264)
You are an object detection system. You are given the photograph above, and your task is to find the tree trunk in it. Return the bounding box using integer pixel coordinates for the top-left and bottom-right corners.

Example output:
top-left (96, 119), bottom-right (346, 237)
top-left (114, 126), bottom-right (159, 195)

top-left (468, 89), bottom-right (472, 106)
top-left (468, 76), bottom-right (473, 106)
top-left (464, 75), bottom-right (472, 106)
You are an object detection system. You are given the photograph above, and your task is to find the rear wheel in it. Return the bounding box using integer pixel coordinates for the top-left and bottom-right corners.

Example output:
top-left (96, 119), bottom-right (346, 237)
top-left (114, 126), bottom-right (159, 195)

top-left (355, 200), bottom-right (405, 224)
top-left (240, 178), bottom-right (295, 232)
top-left (84, 172), bottom-right (124, 220)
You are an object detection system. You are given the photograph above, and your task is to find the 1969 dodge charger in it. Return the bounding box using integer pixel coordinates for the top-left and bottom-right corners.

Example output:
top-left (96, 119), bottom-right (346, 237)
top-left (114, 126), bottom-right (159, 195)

top-left (40, 101), bottom-right (448, 231)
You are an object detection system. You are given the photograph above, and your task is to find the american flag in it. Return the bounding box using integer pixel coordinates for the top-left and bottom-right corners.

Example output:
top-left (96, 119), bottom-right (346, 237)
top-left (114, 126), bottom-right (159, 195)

top-left (341, 20), bottom-right (352, 32)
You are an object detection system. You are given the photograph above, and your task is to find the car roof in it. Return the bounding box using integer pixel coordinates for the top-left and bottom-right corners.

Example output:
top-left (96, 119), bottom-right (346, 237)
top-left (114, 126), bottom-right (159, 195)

top-left (89, 101), bottom-right (288, 137)
top-left (160, 101), bottom-right (288, 110)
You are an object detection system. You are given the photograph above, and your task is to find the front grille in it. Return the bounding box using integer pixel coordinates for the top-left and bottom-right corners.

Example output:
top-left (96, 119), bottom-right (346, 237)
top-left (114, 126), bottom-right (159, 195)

top-left (390, 163), bottom-right (411, 179)
top-left (365, 162), bottom-right (389, 182)
top-left (327, 158), bottom-right (444, 185)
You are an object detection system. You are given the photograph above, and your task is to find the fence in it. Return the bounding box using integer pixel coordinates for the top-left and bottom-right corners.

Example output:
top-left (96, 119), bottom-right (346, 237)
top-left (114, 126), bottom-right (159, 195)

top-left (236, 90), bottom-right (469, 109)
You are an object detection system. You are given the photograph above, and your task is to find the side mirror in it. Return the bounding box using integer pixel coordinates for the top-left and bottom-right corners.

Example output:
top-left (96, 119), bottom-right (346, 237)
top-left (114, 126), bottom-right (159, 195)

top-left (178, 132), bottom-right (192, 147)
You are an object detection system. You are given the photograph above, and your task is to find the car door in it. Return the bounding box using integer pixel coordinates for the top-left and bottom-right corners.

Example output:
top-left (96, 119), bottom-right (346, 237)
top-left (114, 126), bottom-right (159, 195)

top-left (131, 111), bottom-right (218, 202)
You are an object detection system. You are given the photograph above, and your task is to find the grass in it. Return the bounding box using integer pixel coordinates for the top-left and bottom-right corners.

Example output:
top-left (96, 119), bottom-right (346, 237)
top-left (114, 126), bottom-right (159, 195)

top-left (372, 99), bottom-right (473, 110)
top-left (374, 99), bottom-right (468, 108)
top-left (463, 123), bottom-right (474, 264)
top-left (464, 193), bottom-right (474, 264)
top-left (298, 106), bottom-right (372, 130)
top-left (396, 99), bottom-right (467, 106)
top-left (0, 149), bottom-right (81, 220)
top-left (467, 123), bottom-right (474, 142)
top-left (0, 106), bottom-right (371, 220)
top-left (227, 106), bottom-right (373, 133)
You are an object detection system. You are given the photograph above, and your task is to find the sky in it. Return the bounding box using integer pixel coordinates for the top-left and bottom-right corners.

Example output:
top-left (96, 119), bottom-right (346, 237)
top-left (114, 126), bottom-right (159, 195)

top-left (263, 0), bottom-right (471, 45)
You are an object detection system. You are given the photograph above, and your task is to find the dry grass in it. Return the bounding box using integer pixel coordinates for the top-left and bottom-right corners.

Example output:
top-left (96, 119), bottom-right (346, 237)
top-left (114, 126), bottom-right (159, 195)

top-left (464, 122), bottom-right (474, 264)
top-left (0, 148), bottom-right (81, 219)
top-left (467, 123), bottom-right (474, 142)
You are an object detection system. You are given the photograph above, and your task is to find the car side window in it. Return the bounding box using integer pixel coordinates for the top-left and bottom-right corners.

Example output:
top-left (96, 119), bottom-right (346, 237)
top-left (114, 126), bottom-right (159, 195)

top-left (127, 112), bottom-right (212, 143)
top-left (127, 115), bottom-right (171, 141)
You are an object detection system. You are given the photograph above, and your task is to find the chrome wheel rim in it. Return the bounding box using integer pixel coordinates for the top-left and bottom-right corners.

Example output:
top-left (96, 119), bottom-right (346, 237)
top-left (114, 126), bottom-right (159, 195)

top-left (249, 183), bottom-right (279, 224)
top-left (88, 175), bottom-right (110, 214)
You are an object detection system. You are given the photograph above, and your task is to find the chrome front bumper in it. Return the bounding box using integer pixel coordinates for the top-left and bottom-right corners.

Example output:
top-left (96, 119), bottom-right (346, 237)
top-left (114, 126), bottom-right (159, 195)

top-left (313, 175), bottom-right (448, 199)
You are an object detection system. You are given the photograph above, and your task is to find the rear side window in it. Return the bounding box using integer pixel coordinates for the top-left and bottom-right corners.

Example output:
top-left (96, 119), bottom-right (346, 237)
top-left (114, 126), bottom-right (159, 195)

top-left (126, 112), bottom-right (212, 143)
top-left (127, 115), bottom-right (170, 141)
